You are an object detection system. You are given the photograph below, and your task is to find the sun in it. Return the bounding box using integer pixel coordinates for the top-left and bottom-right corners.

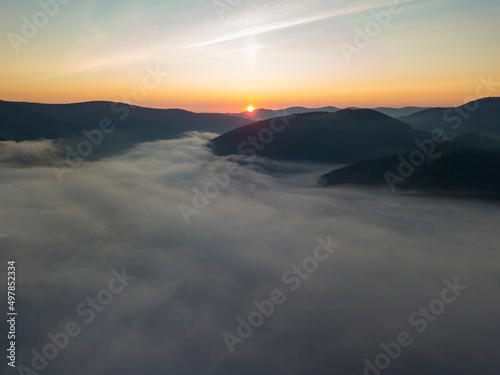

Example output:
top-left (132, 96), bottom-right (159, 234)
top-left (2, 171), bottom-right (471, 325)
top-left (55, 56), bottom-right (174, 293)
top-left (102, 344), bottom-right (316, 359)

top-left (247, 105), bottom-right (255, 113)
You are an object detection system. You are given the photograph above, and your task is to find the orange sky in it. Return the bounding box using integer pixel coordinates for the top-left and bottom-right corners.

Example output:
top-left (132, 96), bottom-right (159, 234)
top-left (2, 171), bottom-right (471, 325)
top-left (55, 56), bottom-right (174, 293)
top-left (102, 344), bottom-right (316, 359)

top-left (1, 0), bottom-right (499, 112)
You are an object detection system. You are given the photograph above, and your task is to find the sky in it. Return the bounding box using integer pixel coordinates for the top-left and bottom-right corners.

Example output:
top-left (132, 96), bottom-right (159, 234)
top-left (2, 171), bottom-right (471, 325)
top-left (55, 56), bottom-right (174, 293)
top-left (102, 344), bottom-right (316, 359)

top-left (1, 0), bottom-right (500, 112)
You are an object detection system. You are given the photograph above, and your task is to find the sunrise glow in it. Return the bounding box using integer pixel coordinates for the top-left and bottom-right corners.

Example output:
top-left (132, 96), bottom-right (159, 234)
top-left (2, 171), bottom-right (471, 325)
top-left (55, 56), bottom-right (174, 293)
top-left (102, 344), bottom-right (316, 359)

top-left (0, 0), bottom-right (499, 112)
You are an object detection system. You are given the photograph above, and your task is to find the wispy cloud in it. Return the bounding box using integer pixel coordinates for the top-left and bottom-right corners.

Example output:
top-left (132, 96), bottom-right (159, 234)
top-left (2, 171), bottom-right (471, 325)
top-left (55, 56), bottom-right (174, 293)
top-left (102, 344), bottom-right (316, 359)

top-left (193, 0), bottom-right (415, 47)
top-left (194, 4), bottom-right (372, 47)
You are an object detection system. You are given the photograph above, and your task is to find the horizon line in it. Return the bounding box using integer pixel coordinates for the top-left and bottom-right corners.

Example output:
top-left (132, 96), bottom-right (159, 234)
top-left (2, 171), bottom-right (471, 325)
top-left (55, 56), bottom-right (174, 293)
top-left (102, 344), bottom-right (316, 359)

top-left (1, 96), bottom-right (498, 114)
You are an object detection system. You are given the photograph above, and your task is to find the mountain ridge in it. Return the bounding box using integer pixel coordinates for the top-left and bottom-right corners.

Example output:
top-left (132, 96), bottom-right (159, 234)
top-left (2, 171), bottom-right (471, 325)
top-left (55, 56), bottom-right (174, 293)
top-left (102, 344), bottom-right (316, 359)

top-left (399, 97), bottom-right (500, 136)
top-left (210, 109), bottom-right (430, 164)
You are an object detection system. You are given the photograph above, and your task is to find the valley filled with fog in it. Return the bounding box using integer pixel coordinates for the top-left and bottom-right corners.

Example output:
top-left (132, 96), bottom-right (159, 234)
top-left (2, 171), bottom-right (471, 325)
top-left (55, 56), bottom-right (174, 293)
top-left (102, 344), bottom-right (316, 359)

top-left (1, 133), bottom-right (499, 375)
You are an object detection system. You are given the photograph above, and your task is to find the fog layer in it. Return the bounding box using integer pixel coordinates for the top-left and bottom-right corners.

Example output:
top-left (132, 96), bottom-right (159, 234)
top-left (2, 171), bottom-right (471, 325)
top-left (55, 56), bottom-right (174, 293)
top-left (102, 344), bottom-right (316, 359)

top-left (1, 133), bottom-right (499, 375)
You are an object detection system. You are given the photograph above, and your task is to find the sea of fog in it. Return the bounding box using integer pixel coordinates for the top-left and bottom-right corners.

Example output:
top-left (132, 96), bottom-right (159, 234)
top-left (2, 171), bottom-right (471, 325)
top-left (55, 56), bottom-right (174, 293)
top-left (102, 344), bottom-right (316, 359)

top-left (0, 132), bottom-right (499, 375)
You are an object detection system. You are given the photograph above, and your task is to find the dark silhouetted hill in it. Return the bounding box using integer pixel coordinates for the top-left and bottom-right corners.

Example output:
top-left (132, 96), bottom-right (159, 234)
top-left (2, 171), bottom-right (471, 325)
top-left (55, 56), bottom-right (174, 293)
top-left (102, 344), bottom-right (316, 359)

top-left (374, 106), bottom-right (430, 118)
top-left (229, 106), bottom-right (428, 121)
top-left (0, 99), bottom-right (251, 158)
top-left (319, 133), bottom-right (500, 198)
top-left (399, 97), bottom-right (500, 136)
top-left (228, 106), bottom-right (339, 121)
top-left (0, 99), bottom-right (249, 141)
top-left (210, 109), bottom-right (430, 163)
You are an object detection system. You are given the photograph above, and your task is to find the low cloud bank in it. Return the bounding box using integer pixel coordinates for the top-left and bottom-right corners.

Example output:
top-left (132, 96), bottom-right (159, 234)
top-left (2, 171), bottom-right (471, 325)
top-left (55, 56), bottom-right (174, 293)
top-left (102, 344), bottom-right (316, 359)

top-left (1, 133), bottom-right (499, 375)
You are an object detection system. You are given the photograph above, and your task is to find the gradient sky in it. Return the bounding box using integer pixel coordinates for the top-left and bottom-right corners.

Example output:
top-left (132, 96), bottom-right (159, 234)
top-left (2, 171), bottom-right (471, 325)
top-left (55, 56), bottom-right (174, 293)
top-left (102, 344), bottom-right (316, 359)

top-left (1, 0), bottom-right (499, 112)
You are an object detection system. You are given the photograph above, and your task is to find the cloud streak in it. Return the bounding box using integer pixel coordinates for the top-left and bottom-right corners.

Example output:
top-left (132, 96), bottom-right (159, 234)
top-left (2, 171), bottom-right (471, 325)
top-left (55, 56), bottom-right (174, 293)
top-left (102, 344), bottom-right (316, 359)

top-left (194, 0), bottom-right (416, 47)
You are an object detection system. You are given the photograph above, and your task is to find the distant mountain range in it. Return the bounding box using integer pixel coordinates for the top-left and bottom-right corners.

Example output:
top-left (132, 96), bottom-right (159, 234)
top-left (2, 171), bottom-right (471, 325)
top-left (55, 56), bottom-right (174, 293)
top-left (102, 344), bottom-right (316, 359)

top-left (0, 99), bottom-right (251, 158)
top-left (210, 109), bottom-right (430, 164)
top-left (227, 106), bottom-right (428, 121)
top-left (399, 97), bottom-right (500, 137)
top-left (211, 98), bottom-right (500, 199)
top-left (0, 100), bottom-right (256, 141)
top-left (374, 106), bottom-right (430, 118)
top-left (235, 98), bottom-right (497, 129)
top-left (1, 97), bottom-right (499, 173)
top-left (227, 106), bottom-right (340, 121)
